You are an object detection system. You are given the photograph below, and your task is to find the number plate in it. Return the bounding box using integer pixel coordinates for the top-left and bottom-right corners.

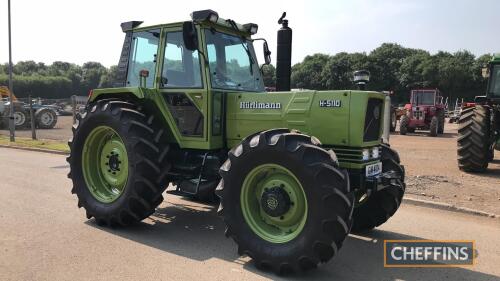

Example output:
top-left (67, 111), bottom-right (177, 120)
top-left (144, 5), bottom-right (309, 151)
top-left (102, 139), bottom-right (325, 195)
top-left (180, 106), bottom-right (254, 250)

top-left (366, 162), bottom-right (382, 177)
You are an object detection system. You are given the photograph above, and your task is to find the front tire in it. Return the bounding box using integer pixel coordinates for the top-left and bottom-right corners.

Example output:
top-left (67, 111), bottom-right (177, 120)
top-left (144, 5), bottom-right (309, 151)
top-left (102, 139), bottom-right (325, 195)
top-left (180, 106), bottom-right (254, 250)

top-left (399, 115), bottom-right (409, 135)
top-left (390, 111), bottom-right (397, 132)
top-left (218, 129), bottom-right (354, 273)
top-left (67, 100), bottom-right (171, 226)
top-left (457, 106), bottom-right (491, 172)
top-left (429, 116), bottom-right (438, 137)
top-left (351, 144), bottom-right (405, 232)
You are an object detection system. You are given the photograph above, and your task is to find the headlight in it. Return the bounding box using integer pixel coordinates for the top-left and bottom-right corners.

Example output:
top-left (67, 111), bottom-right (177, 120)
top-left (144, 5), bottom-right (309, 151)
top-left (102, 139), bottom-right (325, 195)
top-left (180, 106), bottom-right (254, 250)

top-left (362, 149), bottom-right (370, 161)
top-left (371, 147), bottom-right (380, 159)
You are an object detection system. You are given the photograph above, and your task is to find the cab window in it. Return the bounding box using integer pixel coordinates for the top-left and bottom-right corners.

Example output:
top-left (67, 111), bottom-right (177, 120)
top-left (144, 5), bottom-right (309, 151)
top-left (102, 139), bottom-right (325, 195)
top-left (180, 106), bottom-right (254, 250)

top-left (126, 29), bottom-right (160, 87)
top-left (161, 31), bottom-right (202, 88)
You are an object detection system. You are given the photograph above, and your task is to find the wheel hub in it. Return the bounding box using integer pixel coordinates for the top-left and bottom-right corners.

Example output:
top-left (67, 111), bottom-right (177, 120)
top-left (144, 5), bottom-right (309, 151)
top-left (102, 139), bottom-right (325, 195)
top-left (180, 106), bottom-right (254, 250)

top-left (260, 186), bottom-right (291, 217)
top-left (107, 153), bottom-right (121, 171)
top-left (240, 164), bottom-right (307, 243)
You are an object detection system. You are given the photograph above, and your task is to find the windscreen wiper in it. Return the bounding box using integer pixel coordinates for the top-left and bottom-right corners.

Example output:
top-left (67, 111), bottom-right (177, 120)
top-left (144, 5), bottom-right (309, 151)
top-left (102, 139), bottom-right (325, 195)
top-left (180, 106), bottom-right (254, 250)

top-left (226, 19), bottom-right (254, 75)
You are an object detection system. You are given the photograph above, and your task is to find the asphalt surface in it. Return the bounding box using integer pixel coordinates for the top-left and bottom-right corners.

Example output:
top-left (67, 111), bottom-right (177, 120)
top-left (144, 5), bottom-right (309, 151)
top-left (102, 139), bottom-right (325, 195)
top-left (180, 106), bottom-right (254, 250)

top-left (1, 147), bottom-right (499, 281)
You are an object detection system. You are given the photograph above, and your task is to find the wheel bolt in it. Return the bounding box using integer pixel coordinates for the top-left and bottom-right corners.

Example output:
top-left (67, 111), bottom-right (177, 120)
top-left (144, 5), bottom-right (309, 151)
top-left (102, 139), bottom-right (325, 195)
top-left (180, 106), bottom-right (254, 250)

top-left (106, 155), bottom-right (110, 158)
top-left (108, 169), bottom-right (111, 172)
top-left (280, 216), bottom-right (284, 220)
top-left (112, 172), bottom-right (116, 175)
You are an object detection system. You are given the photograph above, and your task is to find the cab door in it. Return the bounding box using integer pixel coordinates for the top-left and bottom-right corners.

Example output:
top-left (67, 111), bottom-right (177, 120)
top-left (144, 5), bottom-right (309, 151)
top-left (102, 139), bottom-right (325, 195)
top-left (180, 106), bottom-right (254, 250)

top-left (157, 27), bottom-right (209, 149)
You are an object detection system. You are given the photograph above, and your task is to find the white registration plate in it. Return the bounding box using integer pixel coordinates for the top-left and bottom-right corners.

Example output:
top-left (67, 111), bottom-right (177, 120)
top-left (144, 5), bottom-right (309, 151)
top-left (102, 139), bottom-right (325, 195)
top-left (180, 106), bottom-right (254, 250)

top-left (366, 162), bottom-right (382, 177)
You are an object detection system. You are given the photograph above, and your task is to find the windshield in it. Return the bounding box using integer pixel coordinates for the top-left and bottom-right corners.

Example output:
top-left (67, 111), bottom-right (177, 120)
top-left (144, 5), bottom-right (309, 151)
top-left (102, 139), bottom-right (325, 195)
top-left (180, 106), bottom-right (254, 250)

top-left (411, 90), bottom-right (435, 105)
top-left (204, 30), bottom-right (264, 92)
top-left (488, 64), bottom-right (500, 97)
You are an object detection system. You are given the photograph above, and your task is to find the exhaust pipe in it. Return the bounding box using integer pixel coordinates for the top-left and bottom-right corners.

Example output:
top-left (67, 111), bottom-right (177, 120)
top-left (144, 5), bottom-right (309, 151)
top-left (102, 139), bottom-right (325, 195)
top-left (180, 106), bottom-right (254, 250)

top-left (276, 12), bottom-right (292, 91)
top-left (382, 94), bottom-right (391, 144)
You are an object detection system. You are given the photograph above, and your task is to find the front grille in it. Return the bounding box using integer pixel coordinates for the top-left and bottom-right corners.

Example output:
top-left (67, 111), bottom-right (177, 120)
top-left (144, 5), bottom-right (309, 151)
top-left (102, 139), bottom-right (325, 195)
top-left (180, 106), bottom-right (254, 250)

top-left (413, 108), bottom-right (425, 119)
top-left (323, 145), bottom-right (382, 164)
top-left (363, 98), bottom-right (383, 142)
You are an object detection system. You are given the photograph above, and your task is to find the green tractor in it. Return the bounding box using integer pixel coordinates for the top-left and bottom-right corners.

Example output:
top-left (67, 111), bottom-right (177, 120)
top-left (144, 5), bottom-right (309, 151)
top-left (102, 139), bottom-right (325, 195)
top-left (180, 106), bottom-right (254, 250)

top-left (67, 10), bottom-right (406, 273)
top-left (457, 54), bottom-right (500, 172)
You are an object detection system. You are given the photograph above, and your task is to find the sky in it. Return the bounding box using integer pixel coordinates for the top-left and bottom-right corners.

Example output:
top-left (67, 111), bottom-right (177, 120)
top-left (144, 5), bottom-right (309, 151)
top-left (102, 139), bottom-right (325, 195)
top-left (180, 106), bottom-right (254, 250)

top-left (0, 0), bottom-right (499, 67)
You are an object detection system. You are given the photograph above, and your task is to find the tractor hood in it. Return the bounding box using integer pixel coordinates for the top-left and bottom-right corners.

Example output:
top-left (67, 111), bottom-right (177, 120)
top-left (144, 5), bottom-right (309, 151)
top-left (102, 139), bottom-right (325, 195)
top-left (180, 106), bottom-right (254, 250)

top-left (225, 90), bottom-right (385, 148)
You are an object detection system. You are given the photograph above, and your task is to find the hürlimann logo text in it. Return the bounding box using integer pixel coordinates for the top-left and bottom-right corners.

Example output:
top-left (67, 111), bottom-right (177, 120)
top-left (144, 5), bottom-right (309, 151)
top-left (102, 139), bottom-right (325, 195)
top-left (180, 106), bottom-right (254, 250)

top-left (240, 101), bottom-right (282, 109)
top-left (384, 240), bottom-right (475, 267)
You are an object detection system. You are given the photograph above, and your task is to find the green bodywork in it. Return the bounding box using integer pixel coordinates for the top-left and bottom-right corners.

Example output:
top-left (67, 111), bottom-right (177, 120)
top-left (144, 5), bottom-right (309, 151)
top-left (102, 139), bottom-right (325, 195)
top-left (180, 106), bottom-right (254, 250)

top-left (89, 19), bottom-right (385, 172)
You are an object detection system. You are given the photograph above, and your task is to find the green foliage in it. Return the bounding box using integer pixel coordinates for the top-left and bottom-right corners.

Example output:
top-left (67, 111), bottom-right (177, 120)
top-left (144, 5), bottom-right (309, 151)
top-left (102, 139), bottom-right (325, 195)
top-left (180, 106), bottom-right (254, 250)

top-left (291, 44), bottom-right (490, 103)
top-left (0, 75), bottom-right (72, 99)
top-left (261, 64), bottom-right (276, 87)
top-left (0, 61), bottom-right (118, 98)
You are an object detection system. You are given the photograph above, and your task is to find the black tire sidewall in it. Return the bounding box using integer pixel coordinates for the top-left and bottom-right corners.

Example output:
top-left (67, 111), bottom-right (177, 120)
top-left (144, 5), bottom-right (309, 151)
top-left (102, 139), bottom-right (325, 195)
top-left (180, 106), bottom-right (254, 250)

top-left (71, 106), bottom-right (143, 217)
top-left (224, 148), bottom-right (332, 259)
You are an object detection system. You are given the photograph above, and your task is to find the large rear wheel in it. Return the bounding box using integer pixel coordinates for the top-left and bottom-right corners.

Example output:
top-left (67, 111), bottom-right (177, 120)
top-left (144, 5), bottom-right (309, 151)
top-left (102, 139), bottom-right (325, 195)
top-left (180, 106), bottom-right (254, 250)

top-left (35, 108), bottom-right (58, 129)
top-left (67, 100), bottom-right (171, 226)
top-left (218, 129), bottom-right (354, 274)
top-left (457, 106), bottom-right (491, 172)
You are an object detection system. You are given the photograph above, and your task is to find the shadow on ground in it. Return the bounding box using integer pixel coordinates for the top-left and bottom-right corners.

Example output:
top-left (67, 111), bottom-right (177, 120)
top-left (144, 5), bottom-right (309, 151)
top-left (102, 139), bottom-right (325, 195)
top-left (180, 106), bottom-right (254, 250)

top-left (394, 131), bottom-right (458, 139)
top-left (87, 199), bottom-right (496, 281)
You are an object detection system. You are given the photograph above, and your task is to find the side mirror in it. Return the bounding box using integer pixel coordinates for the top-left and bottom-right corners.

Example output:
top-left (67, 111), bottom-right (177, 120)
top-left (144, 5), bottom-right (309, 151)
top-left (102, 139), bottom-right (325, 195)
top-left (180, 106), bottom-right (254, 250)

top-left (482, 67), bottom-right (489, 79)
top-left (182, 21), bottom-right (198, 51)
top-left (263, 41), bottom-right (271, 65)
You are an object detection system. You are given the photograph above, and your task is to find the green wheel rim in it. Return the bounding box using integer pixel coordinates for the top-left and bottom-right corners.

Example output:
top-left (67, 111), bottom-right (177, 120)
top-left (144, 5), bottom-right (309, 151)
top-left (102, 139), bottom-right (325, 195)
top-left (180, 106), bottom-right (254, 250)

top-left (241, 164), bottom-right (307, 243)
top-left (82, 126), bottom-right (129, 203)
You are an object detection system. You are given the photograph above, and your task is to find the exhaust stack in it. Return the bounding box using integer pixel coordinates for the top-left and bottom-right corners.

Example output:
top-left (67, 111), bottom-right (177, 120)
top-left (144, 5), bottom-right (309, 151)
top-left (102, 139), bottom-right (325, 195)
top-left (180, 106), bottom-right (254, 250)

top-left (276, 12), bottom-right (292, 92)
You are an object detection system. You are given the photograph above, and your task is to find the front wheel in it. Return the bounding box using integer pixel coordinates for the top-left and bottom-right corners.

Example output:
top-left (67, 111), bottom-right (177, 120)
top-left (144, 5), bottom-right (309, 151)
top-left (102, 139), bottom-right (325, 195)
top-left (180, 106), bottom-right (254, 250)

top-left (429, 116), bottom-right (438, 137)
top-left (218, 129), bottom-right (354, 274)
top-left (390, 111), bottom-right (397, 132)
top-left (399, 115), bottom-right (409, 135)
top-left (351, 144), bottom-right (405, 232)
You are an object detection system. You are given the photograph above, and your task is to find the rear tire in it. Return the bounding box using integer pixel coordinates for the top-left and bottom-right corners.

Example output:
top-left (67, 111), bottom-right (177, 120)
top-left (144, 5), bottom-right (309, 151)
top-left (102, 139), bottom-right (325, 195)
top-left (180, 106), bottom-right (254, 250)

top-left (399, 115), bottom-right (409, 135)
top-left (488, 147), bottom-right (494, 162)
top-left (67, 100), bottom-right (171, 226)
top-left (4, 106), bottom-right (29, 129)
top-left (429, 116), bottom-right (438, 137)
top-left (218, 129), bottom-right (354, 274)
top-left (457, 106), bottom-right (491, 172)
top-left (438, 111), bottom-right (445, 134)
top-left (35, 108), bottom-right (58, 129)
top-left (351, 144), bottom-right (405, 232)
top-left (390, 111), bottom-right (397, 132)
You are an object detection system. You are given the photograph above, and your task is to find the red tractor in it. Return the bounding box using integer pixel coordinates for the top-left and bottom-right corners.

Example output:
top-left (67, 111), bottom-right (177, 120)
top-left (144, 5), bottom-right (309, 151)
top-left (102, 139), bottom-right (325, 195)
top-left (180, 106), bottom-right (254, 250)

top-left (399, 89), bottom-right (446, 136)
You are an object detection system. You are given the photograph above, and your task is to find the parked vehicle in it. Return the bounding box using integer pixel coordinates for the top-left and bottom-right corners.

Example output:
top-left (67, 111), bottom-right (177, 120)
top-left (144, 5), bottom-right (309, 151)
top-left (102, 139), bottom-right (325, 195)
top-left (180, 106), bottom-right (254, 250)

top-left (399, 89), bottom-right (446, 136)
top-left (66, 10), bottom-right (406, 273)
top-left (0, 86), bottom-right (58, 129)
top-left (457, 54), bottom-right (500, 172)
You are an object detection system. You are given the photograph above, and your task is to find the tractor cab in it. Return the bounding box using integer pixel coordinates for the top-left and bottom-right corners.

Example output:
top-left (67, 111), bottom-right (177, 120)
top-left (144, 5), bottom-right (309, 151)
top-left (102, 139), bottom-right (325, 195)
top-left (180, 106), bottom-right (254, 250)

top-left (485, 56), bottom-right (500, 100)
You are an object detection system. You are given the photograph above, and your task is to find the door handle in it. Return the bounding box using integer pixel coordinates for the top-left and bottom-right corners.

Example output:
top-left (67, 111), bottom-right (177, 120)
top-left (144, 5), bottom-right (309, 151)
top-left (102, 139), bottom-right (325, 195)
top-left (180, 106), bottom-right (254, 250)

top-left (193, 95), bottom-right (203, 100)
